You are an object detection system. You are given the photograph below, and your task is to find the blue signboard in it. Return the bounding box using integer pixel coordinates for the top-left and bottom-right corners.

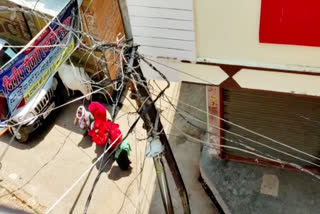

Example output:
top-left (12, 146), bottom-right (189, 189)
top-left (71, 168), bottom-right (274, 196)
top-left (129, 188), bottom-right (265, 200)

top-left (0, 0), bottom-right (78, 118)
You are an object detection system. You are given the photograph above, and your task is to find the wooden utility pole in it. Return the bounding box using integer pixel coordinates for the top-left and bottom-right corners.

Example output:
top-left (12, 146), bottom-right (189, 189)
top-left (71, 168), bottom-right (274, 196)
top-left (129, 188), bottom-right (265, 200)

top-left (117, 1), bottom-right (191, 213)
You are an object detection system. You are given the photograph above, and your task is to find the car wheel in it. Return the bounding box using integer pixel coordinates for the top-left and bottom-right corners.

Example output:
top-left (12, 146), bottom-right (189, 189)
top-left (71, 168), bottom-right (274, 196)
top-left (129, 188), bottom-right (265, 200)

top-left (9, 127), bottom-right (29, 143)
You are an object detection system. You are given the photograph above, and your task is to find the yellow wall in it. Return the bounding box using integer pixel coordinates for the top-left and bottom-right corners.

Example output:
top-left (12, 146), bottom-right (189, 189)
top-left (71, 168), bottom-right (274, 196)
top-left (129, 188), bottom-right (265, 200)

top-left (194, 0), bottom-right (320, 70)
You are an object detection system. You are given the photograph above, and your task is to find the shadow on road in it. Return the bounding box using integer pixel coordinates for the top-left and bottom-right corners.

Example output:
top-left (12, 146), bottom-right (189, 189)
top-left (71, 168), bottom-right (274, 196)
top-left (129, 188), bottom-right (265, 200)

top-left (0, 206), bottom-right (32, 214)
top-left (91, 144), bottom-right (133, 180)
top-left (0, 109), bottom-right (60, 150)
top-left (108, 165), bottom-right (132, 180)
top-left (77, 135), bottom-right (92, 149)
top-left (0, 95), bottom-right (88, 150)
top-left (92, 145), bottom-right (115, 173)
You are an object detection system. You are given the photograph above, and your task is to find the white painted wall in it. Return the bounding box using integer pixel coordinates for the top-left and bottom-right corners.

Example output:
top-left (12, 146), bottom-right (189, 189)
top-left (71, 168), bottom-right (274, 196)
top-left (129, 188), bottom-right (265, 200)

top-left (140, 58), bottom-right (228, 84)
top-left (233, 69), bottom-right (320, 97)
top-left (194, 0), bottom-right (320, 72)
top-left (127, 0), bottom-right (196, 61)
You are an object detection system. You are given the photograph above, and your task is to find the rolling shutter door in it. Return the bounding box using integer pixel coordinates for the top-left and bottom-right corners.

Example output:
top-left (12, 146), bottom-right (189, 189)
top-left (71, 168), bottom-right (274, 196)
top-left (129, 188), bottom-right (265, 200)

top-left (223, 89), bottom-right (320, 166)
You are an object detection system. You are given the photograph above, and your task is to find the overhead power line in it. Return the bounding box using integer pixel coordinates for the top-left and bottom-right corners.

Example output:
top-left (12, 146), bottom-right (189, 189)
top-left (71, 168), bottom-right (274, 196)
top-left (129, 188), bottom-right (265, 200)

top-left (140, 61), bottom-right (320, 163)
top-left (158, 105), bottom-right (320, 181)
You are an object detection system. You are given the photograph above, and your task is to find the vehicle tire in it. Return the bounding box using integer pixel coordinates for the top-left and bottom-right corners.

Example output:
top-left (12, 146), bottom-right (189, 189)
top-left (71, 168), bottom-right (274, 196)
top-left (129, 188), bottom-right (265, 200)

top-left (9, 127), bottom-right (29, 143)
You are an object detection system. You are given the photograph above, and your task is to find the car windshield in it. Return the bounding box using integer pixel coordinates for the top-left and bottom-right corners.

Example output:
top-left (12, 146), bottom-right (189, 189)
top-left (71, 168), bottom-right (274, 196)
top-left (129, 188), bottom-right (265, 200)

top-left (0, 46), bottom-right (17, 67)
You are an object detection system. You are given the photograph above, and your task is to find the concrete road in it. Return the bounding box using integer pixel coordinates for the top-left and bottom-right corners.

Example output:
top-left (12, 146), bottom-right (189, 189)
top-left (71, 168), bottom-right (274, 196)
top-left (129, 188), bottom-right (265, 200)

top-left (0, 82), bottom-right (218, 214)
top-left (0, 185), bottom-right (34, 213)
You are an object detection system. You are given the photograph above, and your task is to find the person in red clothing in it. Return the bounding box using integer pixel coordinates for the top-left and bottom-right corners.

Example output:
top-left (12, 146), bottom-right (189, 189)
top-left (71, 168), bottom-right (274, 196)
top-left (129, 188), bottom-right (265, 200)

top-left (75, 102), bottom-right (131, 170)
top-left (87, 102), bottom-right (122, 148)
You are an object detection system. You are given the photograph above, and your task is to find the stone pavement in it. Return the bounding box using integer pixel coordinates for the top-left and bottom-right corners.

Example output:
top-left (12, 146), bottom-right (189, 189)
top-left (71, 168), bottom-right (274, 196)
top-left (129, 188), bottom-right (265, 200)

top-left (200, 145), bottom-right (320, 214)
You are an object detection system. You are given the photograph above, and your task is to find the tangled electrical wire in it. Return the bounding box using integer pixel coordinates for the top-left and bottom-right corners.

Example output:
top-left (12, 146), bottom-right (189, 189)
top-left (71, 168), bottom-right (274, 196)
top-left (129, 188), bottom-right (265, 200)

top-left (0, 2), bottom-right (174, 213)
top-left (1, 2), bottom-right (320, 214)
top-left (0, 2), bottom-right (160, 212)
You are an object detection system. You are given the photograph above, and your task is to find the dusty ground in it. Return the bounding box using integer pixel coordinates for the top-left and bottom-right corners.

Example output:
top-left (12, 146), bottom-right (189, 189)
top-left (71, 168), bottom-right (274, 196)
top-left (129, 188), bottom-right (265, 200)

top-left (0, 82), bottom-right (217, 213)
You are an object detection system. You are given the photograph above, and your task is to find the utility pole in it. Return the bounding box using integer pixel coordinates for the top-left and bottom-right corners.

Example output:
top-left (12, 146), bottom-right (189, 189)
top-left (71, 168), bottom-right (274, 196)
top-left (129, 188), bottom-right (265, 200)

top-left (117, 1), bottom-right (191, 213)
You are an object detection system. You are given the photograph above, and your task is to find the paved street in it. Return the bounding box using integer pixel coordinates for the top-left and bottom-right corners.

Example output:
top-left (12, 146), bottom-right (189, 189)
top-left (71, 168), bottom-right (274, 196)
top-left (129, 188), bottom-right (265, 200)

top-left (0, 82), bottom-right (217, 214)
top-left (0, 184), bottom-right (35, 214)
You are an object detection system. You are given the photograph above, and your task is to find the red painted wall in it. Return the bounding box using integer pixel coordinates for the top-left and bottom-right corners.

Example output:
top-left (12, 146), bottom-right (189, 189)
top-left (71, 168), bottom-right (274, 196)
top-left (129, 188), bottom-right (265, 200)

top-left (260, 0), bottom-right (320, 47)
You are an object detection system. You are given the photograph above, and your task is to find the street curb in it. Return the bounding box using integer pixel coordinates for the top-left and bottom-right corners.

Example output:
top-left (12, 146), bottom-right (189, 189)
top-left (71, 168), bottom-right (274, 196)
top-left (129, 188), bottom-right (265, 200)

top-left (0, 179), bottom-right (47, 214)
top-left (199, 133), bottom-right (232, 214)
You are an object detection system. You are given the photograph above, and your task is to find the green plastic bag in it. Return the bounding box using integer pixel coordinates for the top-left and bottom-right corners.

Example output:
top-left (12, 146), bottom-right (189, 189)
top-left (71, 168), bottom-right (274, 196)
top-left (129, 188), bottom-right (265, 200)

top-left (115, 139), bottom-right (131, 170)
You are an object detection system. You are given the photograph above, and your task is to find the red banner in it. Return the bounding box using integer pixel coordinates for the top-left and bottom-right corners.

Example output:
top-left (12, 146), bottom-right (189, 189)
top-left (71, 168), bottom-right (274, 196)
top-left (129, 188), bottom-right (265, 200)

top-left (259, 0), bottom-right (320, 47)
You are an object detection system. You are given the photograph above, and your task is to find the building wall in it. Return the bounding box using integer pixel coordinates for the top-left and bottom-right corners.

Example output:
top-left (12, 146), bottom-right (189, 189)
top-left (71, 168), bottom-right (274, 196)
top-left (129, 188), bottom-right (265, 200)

top-left (194, 0), bottom-right (320, 72)
top-left (0, 0), bottom-right (33, 45)
top-left (140, 0), bottom-right (320, 98)
top-left (76, 0), bottom-right (124, 78)
top-left (127, 0), bottom-right (196, 61)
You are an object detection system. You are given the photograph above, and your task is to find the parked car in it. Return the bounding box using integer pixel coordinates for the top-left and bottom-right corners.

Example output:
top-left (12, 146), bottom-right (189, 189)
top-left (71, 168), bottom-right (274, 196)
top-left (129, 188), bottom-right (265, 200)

top-left (0, 38), bottom-right (67, 143)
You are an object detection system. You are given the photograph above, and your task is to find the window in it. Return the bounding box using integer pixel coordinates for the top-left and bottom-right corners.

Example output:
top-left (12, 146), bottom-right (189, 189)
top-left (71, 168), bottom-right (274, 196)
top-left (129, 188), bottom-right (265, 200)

top-left (0, 45), bottom-right (17, 67)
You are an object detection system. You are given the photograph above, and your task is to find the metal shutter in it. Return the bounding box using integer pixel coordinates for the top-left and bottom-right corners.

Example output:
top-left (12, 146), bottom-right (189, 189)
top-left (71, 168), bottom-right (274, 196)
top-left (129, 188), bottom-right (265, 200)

top-left (223, 89), bottom-right (320, 166)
